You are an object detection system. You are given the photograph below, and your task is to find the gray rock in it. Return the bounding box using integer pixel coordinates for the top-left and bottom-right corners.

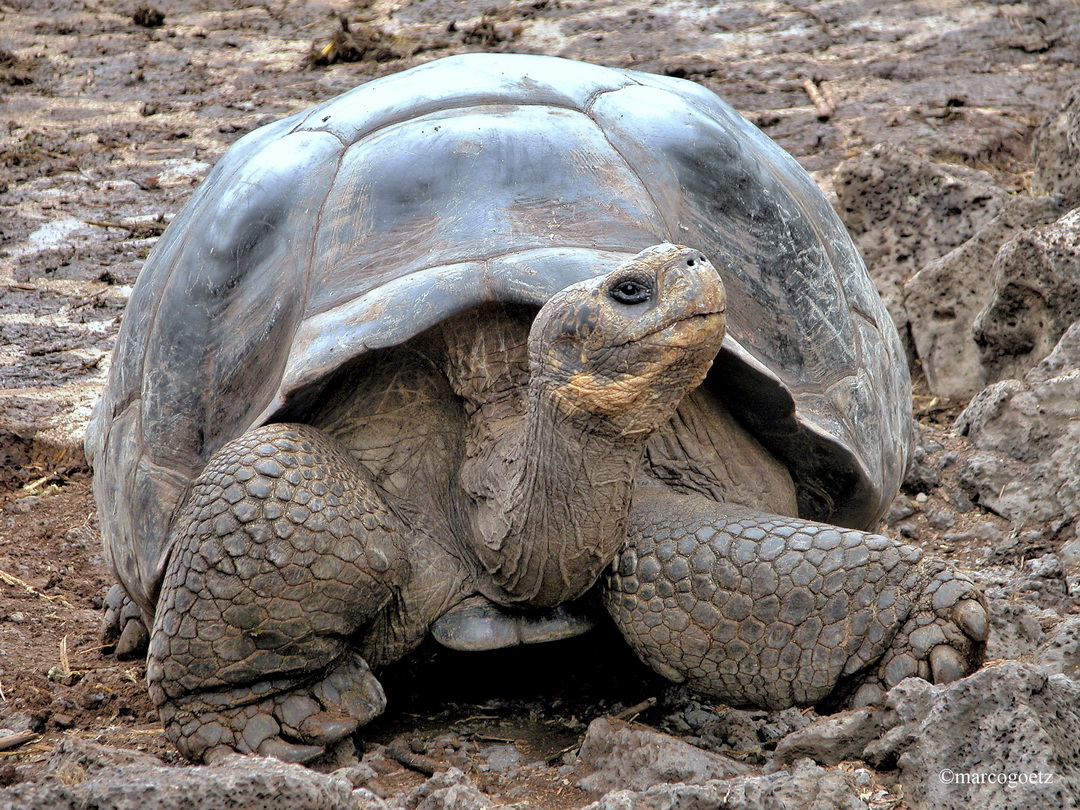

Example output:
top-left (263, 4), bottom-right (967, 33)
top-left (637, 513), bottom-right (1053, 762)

top-left (905, 195), bottom-right (1068, 398)
top-left (477, 744), bottom-right (521, 774)
top-left (354, 790), bottom-right (393, 810)
top-left (954, 449), bottom-right (1027, 524)
top-left (6, 496), bottom-right (40, 515)
top-left (1058, 535), bottom-right (1080, 568)
top-left (399, 768), bottom-right (491, 810)
top-left (942, 517), bottom-right (1008, 554)
top-left (863, 662), bottom-right (1080, 809)
top-left (770, 708), bottom-right (885, 769)
top-left (754, 708), bottom-right (815, 746)
top-left (1033, 83), bottom-right (1080, 206)
top-left (1032, 616), bottom-right (1080, 680)
top-left (835, 143), bottom-right (1007, 353)
top-left (0, 711), bottom-right (38, 736)
top-left (577, 717), bottom-right (752, 796)
top-left (0, 751), bottom-right (360, 810)
top-left (957, 321), bottom-right (1080, 527)
top-left (885, 494), bottom-right (916, 524)
top-left (924, 506), bottom-right (956, 530)
top-left (664, 701), bottom-right (813, 762)
top-left (1019, 554), bottom-right (1070, 608)
top-left (984, 597), bottom-right (1051, 662)
top-left (333, 762), bottom-right (381, 789)
top-left (582, 759), bottom-right (869, 810)
top-left (975, 207), bottom-right (1080, 383)
top-left (38, 738), bottom-right (165, 791)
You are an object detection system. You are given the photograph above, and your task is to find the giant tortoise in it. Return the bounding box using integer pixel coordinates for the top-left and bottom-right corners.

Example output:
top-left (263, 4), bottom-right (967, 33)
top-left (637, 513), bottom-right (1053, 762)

top-left (86, 53), bottom-right (987, 763)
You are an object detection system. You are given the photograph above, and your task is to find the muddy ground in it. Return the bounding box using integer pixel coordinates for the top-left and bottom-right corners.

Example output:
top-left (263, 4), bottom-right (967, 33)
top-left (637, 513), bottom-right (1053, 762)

top-left (1, 0), bottom-right (1079, 807)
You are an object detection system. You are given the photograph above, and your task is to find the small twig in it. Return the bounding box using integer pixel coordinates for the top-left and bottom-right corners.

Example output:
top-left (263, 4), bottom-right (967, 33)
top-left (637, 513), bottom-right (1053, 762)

top-left (60, 636), bottom-right (72, 677)
top-left (5, 283), bottom-right (36, 292)
top-left (75, 644), bottom-right (113, 657)
top-left (545, 742), bottom-right (579, 766)
top-left (21, 475), bottom-right (52, 493)
top-left (0, 731), bottom-right (38, 752)
top-left (48, 635), bottom-right (83, 682)
top-left (85, 217), bottom-right (167, 238)
top-left (0, 678), bottom-right (5, 701)
top-left (385, 738), bottom-right (440, 776)
top-left (612, 696), bottom-right (657, 722)
top-left (73, 353), bottom-right (105, 372)
top-left (468, 733), bottom-right (519, 744)
top-left (802, 78), bottom-right (835, 120)
top-left (0, 568), bottom-right (72, 607)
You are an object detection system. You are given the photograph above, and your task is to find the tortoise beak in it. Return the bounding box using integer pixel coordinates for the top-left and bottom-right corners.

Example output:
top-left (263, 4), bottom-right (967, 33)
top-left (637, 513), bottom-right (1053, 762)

top-left (638, 245), bottom-right (727, 344)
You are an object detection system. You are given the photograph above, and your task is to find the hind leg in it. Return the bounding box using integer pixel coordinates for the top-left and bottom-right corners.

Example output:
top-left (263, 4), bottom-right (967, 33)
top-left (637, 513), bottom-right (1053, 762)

top-left (147, 423), bottom-right (409, 763)
top-left (605, 488), bottom-right (987, 709)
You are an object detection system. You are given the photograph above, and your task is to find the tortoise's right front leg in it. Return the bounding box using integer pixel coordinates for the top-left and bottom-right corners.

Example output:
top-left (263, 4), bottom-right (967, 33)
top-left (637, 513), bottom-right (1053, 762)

top-left (147, 423), bottom-right (409, 764)
top-left (605, 487), bottom-right (988, 711)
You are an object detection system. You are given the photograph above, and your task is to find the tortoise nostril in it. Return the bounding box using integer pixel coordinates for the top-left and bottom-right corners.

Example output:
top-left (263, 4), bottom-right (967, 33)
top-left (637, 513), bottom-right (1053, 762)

top-left (686, 258), bottom-right (696, 267)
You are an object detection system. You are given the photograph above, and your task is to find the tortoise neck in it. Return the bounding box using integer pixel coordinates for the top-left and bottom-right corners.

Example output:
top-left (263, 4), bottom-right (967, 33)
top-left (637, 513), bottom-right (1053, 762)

top-left (443, 308), bottom-right (645, 608)
top-left (473, 384), bottom-right (644, 607)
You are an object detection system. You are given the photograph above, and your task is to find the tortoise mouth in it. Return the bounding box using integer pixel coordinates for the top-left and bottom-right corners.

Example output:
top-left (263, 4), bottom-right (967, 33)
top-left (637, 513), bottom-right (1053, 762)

top-left (627, 309), bottom-right (727, 348)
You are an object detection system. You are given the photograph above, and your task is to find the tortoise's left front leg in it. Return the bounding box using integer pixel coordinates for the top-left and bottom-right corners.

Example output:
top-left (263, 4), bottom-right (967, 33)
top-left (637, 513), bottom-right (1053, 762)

top-left (604, 487), bottom-right (988, 710)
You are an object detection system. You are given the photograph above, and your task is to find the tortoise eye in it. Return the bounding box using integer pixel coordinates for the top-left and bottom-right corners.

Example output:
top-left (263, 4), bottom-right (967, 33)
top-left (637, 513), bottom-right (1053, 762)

top-left (609, 278), bottom-right (652, 305)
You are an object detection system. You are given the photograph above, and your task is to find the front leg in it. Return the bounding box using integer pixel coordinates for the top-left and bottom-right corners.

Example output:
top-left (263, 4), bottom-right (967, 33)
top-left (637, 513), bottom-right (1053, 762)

top-left (147, 424), bottom-right (410, 763)
top-left (604, 487), bottom-right (988, 710)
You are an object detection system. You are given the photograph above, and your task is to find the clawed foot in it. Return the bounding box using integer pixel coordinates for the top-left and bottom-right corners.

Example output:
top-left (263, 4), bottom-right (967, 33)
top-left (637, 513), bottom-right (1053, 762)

top-left (100, 583), bottom-right (150, 660)
top-left (849, 564), bottom-right (988, 707)
top-left (152, 650), bottom-right (386, 764)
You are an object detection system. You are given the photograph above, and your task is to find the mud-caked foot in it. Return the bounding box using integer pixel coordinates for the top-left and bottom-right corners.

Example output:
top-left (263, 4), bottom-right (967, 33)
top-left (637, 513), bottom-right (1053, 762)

top-left (153, 649), bottom-right (386, 764)
top-left (100, 583), bottom-right (150, 660)
top-left (859, 563), bottom-right (988, 701)
top-left (146, 422), bottom-right (409, 762)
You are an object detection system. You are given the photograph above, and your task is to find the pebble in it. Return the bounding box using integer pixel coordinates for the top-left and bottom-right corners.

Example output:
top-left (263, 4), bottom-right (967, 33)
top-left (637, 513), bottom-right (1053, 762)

top-left (7, 497), bottom-right (40, 515)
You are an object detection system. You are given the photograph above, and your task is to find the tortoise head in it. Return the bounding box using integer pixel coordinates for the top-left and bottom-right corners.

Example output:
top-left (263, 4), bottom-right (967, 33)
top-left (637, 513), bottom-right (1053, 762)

top-left (529, 243), bottom-right (727, 438)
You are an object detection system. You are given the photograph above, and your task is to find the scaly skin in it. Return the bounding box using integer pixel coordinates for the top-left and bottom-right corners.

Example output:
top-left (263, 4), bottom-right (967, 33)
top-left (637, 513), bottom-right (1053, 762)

top-left (139, 245), bottom-right (988, 763)
top-left (605, 487), bottom-right (988, 710)
top-left (146, 424), bottom-right (410, 763)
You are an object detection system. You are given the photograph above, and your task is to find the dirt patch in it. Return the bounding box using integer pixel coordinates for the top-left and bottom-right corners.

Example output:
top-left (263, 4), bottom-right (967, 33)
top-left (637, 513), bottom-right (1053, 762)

top-left (0, 477), bottom-right (170, 767)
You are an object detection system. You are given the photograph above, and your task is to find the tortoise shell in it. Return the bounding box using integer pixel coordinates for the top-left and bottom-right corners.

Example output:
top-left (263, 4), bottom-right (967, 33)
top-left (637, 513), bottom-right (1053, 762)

top-left (86, 53), bottom-right (911, 613)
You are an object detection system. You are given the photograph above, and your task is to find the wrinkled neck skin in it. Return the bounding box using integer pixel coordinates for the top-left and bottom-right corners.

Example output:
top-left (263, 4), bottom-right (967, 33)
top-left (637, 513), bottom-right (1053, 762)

top-left (467, 376), bottom-right (646, 608)
top-left (451, 244), bottom-right (726, 609)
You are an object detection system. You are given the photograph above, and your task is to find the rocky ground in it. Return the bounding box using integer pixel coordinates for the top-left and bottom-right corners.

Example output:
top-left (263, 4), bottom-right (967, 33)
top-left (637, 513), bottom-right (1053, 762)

top-left (3, 0), bottom-right (1080, 808)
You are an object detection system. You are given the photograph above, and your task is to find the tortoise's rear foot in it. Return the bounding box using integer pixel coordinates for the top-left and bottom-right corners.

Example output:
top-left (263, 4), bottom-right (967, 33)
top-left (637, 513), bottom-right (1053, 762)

top-left (155, 650), bottom-right (386, 764)
top-left (146, 423), bottom-right (409, 763)
top-left (101, 583), bottom-right (149, 660)
top-left (849, 565), bottom-right (988, 708)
